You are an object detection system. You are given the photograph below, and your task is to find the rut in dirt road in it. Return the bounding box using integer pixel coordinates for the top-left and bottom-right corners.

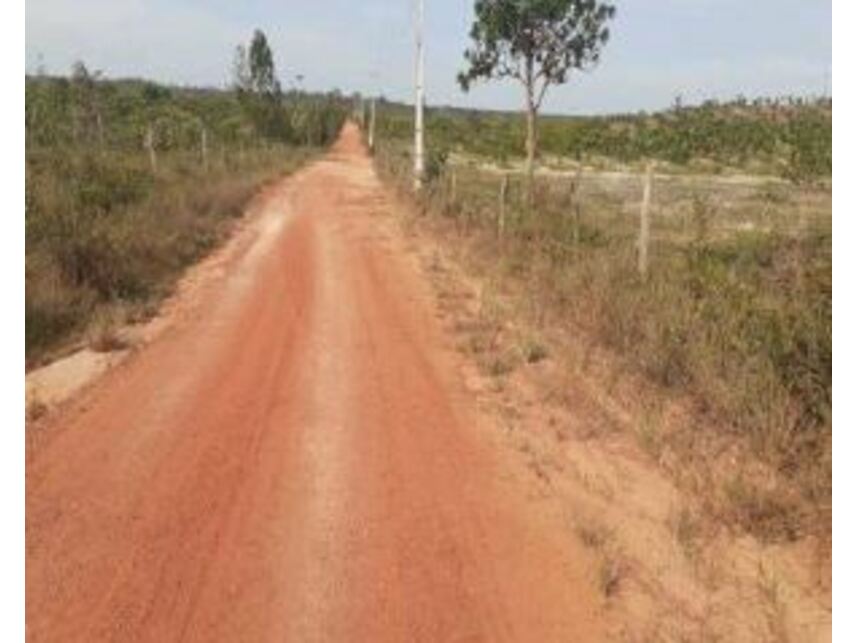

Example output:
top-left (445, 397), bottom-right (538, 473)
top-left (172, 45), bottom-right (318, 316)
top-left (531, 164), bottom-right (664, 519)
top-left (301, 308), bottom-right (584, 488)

top-left (26, 123), bottom-right (606, 642)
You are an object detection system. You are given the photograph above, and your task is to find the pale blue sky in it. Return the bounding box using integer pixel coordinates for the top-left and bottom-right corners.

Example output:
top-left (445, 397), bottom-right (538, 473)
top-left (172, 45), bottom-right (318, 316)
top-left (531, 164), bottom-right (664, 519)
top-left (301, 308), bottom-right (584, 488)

top-left (26, 0), bottom-right (832, 114)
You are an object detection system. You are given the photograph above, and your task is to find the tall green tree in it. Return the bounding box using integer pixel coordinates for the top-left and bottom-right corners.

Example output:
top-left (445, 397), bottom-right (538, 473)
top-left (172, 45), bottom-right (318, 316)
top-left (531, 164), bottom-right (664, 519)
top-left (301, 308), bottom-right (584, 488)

top-left (458, 0), bottom-right (616, 187)
top-left (248, 30), bottom-right (281, 98)
top-left (233, 29), bottom-right (288, 140)
top-left (70, 60), bottom-right (105, 146)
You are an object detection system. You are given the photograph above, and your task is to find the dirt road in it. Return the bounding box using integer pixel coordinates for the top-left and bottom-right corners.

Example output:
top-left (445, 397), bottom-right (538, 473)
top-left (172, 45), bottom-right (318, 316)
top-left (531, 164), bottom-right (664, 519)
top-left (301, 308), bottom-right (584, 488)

top-left (26, 124), bottom-right (605, 642)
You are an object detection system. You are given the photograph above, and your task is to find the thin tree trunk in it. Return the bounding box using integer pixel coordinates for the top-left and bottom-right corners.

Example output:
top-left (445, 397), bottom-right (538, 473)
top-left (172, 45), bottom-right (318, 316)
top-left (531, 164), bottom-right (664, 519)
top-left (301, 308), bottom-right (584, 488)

top-left (523, 54), bottom-right (538, 204)
top-left (525, 104), bottom-right (537, 191)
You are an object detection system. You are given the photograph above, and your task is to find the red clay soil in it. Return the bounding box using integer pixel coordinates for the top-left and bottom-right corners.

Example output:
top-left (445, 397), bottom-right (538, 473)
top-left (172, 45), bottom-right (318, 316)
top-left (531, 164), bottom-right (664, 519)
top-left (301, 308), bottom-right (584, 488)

top-left (26, 124), bottom-right (605, 642)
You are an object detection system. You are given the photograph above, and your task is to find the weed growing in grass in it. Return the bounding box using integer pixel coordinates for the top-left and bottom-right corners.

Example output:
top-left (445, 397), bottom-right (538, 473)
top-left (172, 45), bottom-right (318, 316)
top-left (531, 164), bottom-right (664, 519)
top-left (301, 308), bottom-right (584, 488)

top-left (757, 561), bottom-right (791, 643)
top-left (26, 396), bottom-right (48, 422)
top-left (522, 338), bottom-right (550, 364)
top-left (86, 307), bottom-right (130, 353)
top-left (576, 522), bottom-right (613, 550)
top-left (670, 507), bottom-right (703, 560)
top-left (598, 557), bottom-right (624, 599)
top-left (573, 519), bottom-right (624, 599)
top-left (479, 349), bottom-right (520, 378)
top-left (723, 477), bottom-right (801, 543)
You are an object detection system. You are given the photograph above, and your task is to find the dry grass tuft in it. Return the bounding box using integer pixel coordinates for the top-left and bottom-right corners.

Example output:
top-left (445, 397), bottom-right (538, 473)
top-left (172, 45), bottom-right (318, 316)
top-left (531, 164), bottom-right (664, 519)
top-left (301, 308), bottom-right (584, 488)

top-left (722, 477), bottom-right (802, 543)
top-left (670, 506), bottom-right (704, 560)
top-left (86, 308), bottom-right (129, 353)
top-left (598, 557), bottom-right (625, 599)
top-left (576, 522), bottom-right (614, 550)
top-left (26, 396), bottom-right (48, 422)
top-left (478, 349), bottom-right (520, 378)
top-left (521, 336), bottom-right (550, 364)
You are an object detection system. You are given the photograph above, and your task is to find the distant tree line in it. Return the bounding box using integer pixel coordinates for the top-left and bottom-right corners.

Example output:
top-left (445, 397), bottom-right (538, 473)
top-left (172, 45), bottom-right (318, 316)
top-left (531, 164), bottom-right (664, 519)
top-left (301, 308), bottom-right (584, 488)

top-left (376, 96), bottom-right (832, 183)
top-left (26, 29), bottom-right (349, 155)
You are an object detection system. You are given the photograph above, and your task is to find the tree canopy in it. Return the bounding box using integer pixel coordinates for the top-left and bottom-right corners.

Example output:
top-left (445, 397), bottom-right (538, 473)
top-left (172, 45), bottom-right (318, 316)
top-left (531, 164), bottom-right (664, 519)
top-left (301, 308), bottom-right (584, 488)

top-left (248, 30), bottom-right (281, 98)
top-left (459, 0), bottom-right (616, 109)
top-left (458, 0), bottom-right (616, 184)
top-left (232, 29), bottom-right (288, 139)
top-left (233, 30), bottom-right (281, 100)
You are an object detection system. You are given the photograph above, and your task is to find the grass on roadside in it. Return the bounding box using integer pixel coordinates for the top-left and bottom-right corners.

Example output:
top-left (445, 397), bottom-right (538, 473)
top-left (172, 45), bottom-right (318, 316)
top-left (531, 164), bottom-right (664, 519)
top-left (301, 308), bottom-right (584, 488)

top-left (375, 140), bottom-right (831, 544)
top-left (26, 144), bottom-right (316, 367)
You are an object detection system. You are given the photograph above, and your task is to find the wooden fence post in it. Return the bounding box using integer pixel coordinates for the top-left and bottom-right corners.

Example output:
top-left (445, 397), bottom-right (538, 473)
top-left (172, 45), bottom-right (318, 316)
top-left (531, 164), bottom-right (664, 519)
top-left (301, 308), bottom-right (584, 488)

top-left (638, 162), bottom-right (654, 279)
top-left (96, 112), bottom-right (105, 151)
top-left (569, 169), bottom-right (582, 254)
top-left (145, 124), bottom-right (157, 173)
top-left (368, 98), bottom-right (376, 152)
top-left (498, 174), bottom-right (509, 238)
top-left (200, 126), bottom-right (209, 172)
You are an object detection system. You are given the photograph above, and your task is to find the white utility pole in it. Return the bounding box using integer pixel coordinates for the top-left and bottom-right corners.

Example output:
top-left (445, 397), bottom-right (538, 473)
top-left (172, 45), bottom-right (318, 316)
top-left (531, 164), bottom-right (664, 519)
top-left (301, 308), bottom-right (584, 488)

top-left (413, 0), bottom-right (425, 191)
top-left (368, 69), bottom-right (380, 153)
top-left (369, 97), bottom-right (377, 152)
